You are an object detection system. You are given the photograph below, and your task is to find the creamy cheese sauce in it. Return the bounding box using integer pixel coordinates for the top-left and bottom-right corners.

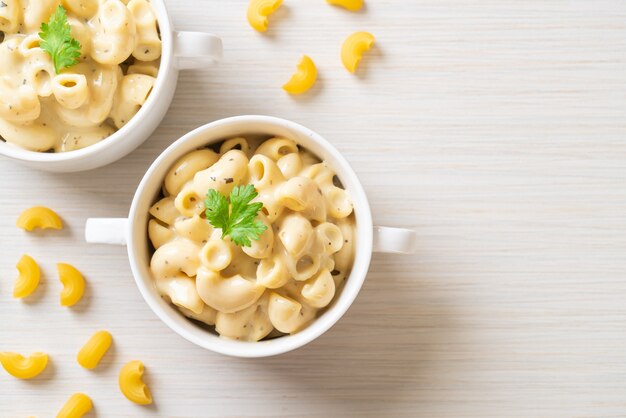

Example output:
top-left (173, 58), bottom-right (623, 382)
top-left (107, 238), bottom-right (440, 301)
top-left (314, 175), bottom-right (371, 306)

top-left (148, 137), bottom-right (357, 341)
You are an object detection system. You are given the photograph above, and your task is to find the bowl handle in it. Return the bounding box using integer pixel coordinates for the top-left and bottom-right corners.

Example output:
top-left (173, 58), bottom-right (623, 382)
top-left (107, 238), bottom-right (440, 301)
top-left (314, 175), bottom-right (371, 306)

top-left (373, 226), bottom-right (416, 254)
top-left (85, 218), bottom-right (128, 246)
top-left (173, 31), bottom-right (223, 70)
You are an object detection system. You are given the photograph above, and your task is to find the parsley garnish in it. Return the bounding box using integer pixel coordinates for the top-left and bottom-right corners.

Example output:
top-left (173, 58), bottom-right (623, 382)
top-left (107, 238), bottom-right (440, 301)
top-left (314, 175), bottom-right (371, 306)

top-left (204, 185), bottom-right (268, 247)
top-left (39, 6), bottom-right (81, 74)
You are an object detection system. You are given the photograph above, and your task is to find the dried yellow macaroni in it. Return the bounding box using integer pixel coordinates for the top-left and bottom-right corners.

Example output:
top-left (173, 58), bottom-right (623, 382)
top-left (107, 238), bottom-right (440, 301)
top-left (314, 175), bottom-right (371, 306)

top-left (58, 263), bottom-right (86, 307)
top-left (247, 0), bottom-right (283, 32)
top-left (341, 31), bottom-right (375, 73)
top-left (56, 393), bottom-right (92, 418)
top-left (283, 55), bottom-right (317, 95)
top-left (13, 254), bottom-right (40, 299)
top-left (0, 352), bottom-right (48, 379)
top-left (16, 206), bottom-right (63, 231)
top-left (77, 330), bottom-right (113, 370)
top-left (119, 360), bottom-right (152, 405)
top-left (326, 0), bottom-right (363, 12)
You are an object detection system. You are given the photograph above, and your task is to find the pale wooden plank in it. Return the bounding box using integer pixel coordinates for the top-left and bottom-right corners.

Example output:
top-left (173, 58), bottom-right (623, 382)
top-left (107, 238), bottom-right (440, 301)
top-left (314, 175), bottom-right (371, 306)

top-left (1, 0), bottom-right (625, 416)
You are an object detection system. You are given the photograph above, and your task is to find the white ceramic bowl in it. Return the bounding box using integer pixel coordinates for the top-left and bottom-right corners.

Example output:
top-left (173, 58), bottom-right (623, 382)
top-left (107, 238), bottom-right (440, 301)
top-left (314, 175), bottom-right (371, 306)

top-left (0, 1), bottom-right (222, 173)
top-left (85, 116), bottom-right (416, 357)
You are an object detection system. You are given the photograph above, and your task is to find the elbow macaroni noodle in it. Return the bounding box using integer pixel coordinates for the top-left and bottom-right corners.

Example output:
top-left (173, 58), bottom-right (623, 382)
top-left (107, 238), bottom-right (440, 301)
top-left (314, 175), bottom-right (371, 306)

top-left (326, 0), bottom-right (364, 11)
top-left (0, 0), bottom-right (161, 152)
top-left (77, 330), bottom-right (112, 369)
top-left (149, 137), bottom-right (356, 341)
top-left (0, 351), bottom-right (48, 379)
top-left (57, 262), bottom-right (86, 307)
top-left (282, 55), bottom-right (317, 95)
top-left (247, 0), bottom-right (282, 32)
top-left (341, 31), bottom-right (375, 73)
top-left (119, 360), bottom-right (153, 405)
top-left (13, 254), bottom-right (41, 299)
top-left (17, 206), bottom-right (63, 231)
top-left (56, 393), bottom-right (93, 418)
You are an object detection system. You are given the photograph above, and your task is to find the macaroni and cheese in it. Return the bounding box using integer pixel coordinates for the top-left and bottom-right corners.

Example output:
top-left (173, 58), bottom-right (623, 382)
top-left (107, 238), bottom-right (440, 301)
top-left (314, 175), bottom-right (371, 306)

top-left (148, 137), bottom-right (356, 341)
top-left (0, 0), bottom-right (161, 152)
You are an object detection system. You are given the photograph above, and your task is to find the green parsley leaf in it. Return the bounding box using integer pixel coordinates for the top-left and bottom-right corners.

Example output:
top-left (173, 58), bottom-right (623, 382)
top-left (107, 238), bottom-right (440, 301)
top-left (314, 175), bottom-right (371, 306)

top-left (204, 185), bottom-right (268, 247)
top-left (205, 189), bottom-right (230, 232)
top-left (39, 6), bottom-right (82, 74)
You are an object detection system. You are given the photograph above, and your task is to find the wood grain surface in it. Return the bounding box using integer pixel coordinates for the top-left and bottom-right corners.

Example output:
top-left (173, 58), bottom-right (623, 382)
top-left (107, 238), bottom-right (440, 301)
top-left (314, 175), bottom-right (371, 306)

top-left (1, 0), bottom-right (626, 416)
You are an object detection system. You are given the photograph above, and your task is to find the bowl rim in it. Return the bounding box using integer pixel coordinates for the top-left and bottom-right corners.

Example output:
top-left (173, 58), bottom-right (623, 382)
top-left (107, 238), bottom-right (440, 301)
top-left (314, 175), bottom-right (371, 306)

top-left (0, 0), bottom-right (174, 163)
top-left (127, 115), bottom-right (374, 357)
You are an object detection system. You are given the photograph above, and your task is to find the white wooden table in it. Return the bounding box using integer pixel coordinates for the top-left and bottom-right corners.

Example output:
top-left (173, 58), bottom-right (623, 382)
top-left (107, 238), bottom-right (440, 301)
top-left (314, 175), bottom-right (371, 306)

top-left (2, 1), bottom-right (626, 416)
